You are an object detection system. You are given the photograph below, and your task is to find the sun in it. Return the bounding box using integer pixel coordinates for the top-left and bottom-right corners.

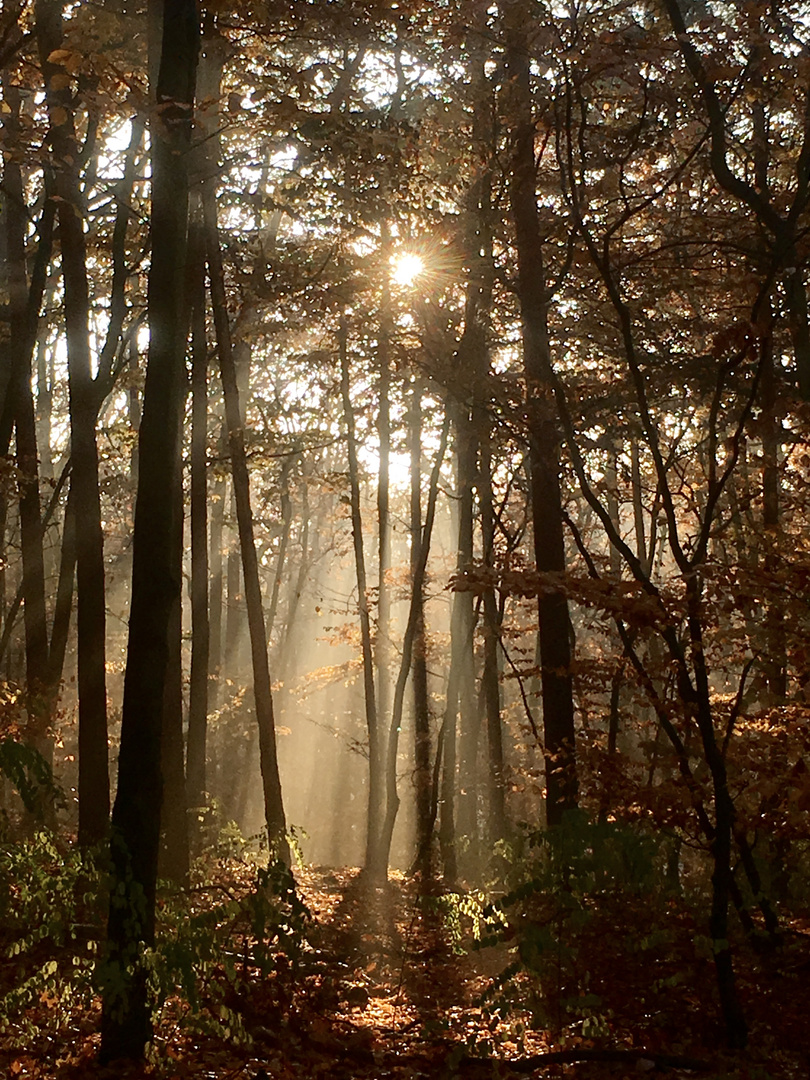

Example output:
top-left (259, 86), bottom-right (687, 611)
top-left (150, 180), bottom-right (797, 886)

top-left (390, 251), bottom-right (424, 287)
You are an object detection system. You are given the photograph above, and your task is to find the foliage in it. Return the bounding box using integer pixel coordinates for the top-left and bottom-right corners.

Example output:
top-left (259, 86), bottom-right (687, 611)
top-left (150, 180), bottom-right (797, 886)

top-left (0, 831), bottom-right (100, 1048)
top-left (0, 829), bottom-right (311, 1053)
top-left (446, 813), bottom-right (682, 1050)
top-left (0, 740), bottom-right (65, 824)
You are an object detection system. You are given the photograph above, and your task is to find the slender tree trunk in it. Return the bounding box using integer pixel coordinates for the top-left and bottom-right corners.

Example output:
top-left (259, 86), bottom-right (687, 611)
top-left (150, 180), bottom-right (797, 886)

top-left (208, 462), bottom-right (225, 703)
top-left (267, 455), bottom-right (293, 640)
top-left (159, 469), bottom-right (189, 885)
top-left (339, 314), bottom-right (384, 876)
top-left (480, 431), bottom-right (505, 843)
top-left (439, 661), bottom-right (459, 883)
top-left (47, 486), bottom-right (76, 695)
top-left (186, 217), bottom-right (210, 832)
top-left (683, 585), bottom-right (748, 1049)
top-left (453, 398), bottom-right (479, 858)
top-left (37, 0), bottom-right (109, 844)
top-left (410, 381), bottom-right (432, 877)
top-left (204, 188), bottom-right (287, 855)
top-left (758, 322), bottom-right (786, 702)
top-left (3, 90), bottom-right (49, 727)
top-left (376, 409), bottom-right (450, 876)
top-left (506, 26), bottom-right (577, 824)
top-left (376, 235), bottom-right (393, 743)
top-left (102, 0), bottom-right (198, 1059)
top-left (224, 481), bottom-right (242, 667)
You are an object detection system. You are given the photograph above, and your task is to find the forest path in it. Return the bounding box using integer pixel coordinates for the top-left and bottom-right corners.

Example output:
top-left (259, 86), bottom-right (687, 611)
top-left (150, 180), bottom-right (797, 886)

top-left (244, 865), bottom-right (497, 1079)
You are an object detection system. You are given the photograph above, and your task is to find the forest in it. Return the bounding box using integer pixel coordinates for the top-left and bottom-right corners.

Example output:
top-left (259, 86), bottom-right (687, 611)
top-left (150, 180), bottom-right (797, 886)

top-left (0, 0), bottom-right (809, 1076)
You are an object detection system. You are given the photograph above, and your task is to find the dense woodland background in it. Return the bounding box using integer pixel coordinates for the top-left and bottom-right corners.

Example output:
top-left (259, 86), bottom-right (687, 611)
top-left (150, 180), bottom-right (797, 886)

top-left (1, 0), bottom-right (810, 1074)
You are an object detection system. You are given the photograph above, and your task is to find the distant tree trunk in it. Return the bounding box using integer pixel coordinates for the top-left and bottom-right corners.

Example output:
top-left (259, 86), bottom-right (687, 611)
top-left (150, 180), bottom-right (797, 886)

top-left (47, 487), bottom-right (76, 694)
top-left (37, 0), bottom-right (109, 845)
top-left (410, 381), bottom-right (432, 877)
top-left (506, 27), bottom-right (577, 825)
top-left (208, 462), bottom-right (225, 701)
top-left (452, 397), bottom-right (479, 858)
top-left (339, 314), bottom-right (384, 877)
top-left (36, 338), bottom-right (53, 483)
top-left (128, 343), bottom-right (141, 487)
top-left (204, 188), bottom-right (288, 855)
top-left (159, 471), bottom-right (189, 885)
top-left (479, 432), bottom-right (505, 844)
top-left (439, 659), bottom-right (459, 883)
top-left (186, 218), bottom-right (210, 834)
top-left (267, 455), bottom-right (293, 640)
top-left (376, 237), bottom-right (393, 736)
top-left (376, 408), bottom-right (450, 877)
top-left (757, 326), bottom-right (786, 701)
top-left (224, 481), bottom-right (242, 667)
top-left (101, 0), bottom-right (198, 1060)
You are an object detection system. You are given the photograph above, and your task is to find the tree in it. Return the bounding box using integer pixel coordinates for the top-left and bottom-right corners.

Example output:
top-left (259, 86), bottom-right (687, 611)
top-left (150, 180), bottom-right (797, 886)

top-left (101, 0), bottom-right (198, 1059)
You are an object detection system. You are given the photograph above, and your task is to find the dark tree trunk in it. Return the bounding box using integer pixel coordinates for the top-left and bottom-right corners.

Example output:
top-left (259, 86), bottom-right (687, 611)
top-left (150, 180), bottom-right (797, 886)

top-left (204, 189), bottom-right (288, 854)
top-left (410, 381), bottom-right (432, 877)
top-left (36, 0), bottom-right (109, 845)
top-left (2, 90), bottom-right (49, 720)
top-left (101, 0), bottom-right (198, 1060)
top-left (208, 460), bottom-right (225, 703)
top-left (506, 28), bottom-right (577, 825)
top-left (479, 432), bottom-right (505, 843)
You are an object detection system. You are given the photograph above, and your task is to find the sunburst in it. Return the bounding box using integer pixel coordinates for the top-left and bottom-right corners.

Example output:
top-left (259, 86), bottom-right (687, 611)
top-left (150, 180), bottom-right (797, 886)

top-left (390, 251), bottom-right (425, 287)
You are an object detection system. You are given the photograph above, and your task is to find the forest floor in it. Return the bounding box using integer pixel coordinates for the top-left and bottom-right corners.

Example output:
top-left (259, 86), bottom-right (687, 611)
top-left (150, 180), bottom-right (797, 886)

top-left (2, 861), bottom-right (809, 1080)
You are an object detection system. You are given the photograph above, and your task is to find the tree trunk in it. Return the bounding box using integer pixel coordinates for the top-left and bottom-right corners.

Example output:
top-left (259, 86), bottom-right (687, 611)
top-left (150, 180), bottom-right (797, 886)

top-left (2, 87), bottom-right (49, 726)
top-left (101, 0), bottom-right (198, 1059)
top-left (159, 469), bottom-right (190, 885)
top-left (339, 313), bottom-right (383, 877)
top-left (506, 26), bottom-right (577, 825)
top-left (410, 381), bottom-right (432, 877)
top-left (452, 397), bottom-right (479, 860)
top-left (37, 0), bottom-right (109, 845)
top-left (204, 188), bottom-right (288, 855)
top-left (376, 408), bottom-right (450, 877)
top-left (376, 240), bottom-right (393, 736)
top-left (479, 431), bottom-right (505, 844)
top-left (186, 218), bottom-right (210, 834)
